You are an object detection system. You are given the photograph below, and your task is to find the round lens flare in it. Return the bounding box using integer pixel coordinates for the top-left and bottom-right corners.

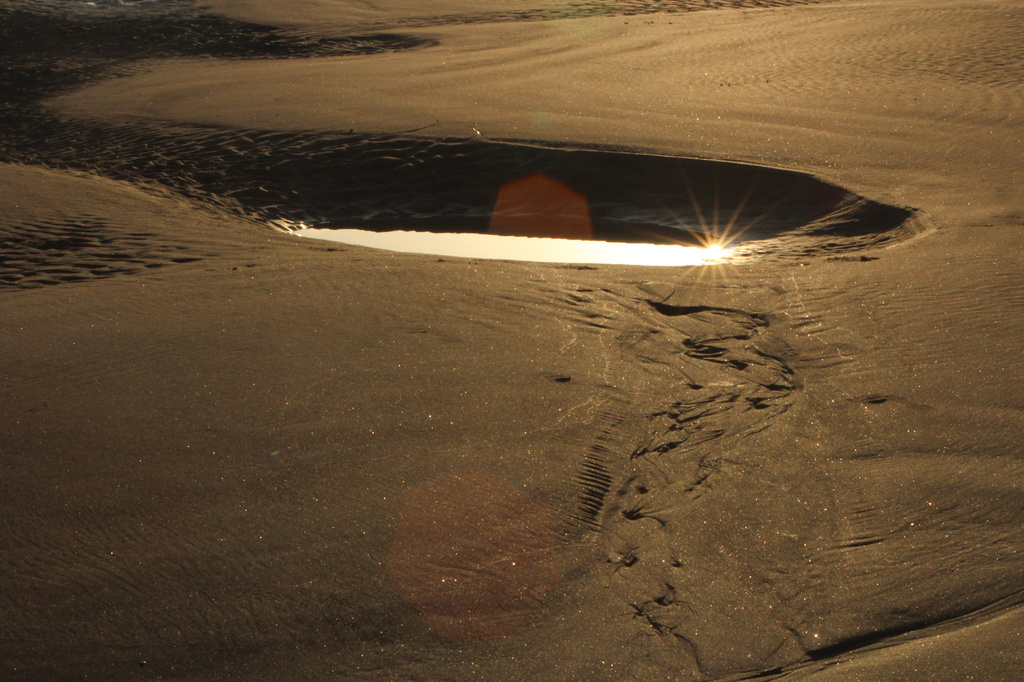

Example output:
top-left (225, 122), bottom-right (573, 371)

top-left (387, 467), bottom-right (562, 640)
top-left (701, 242), bottom-right (728, 260)
top-left (489, 172), bottom-right (593, 240)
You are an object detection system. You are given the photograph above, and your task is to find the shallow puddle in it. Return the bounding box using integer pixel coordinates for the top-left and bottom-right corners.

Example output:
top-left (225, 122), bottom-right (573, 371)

top-left (256, 137), bottom-right (922, 265)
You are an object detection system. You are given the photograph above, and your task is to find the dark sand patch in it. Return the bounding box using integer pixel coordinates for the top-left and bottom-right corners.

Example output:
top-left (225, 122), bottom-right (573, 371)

top-left (0, 163), bottom-right (270, 290)
top-left (0, 1), bottom-right (435, 113)
top-left (0, 213), bottom-right (199, 289)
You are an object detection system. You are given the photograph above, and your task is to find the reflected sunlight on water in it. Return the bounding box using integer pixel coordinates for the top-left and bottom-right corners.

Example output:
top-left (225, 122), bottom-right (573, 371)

top-left (292, 226), bottom-right (729, 266)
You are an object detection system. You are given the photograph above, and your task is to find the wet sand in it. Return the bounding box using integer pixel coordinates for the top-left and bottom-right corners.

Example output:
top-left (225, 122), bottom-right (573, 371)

top-left (3, 0), bottom-right (1024, 679)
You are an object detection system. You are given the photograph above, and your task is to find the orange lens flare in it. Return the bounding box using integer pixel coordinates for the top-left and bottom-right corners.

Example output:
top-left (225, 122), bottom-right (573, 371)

top-left (489, 173), bottom-right (593, 240)
top-left (387, 467), bottom-right (561, 639)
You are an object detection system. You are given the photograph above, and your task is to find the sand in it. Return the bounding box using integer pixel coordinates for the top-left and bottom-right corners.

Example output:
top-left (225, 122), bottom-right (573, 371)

top-left (3, 0), bottom-right (1024, 679)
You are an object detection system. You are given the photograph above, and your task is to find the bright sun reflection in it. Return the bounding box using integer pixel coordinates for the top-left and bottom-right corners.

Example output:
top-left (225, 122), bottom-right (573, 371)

top-left (702, 242), bottom-right (726, 260)
top-left (285, 225), bottom-right (729, 267)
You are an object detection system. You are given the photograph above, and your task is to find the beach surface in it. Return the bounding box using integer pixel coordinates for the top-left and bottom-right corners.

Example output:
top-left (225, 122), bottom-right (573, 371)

top-left (3, 0), bottom-right (1024, 679)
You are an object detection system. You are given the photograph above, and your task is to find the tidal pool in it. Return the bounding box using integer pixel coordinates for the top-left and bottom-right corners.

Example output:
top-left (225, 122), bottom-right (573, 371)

top-left (262, 137), bottom-right (923, 265)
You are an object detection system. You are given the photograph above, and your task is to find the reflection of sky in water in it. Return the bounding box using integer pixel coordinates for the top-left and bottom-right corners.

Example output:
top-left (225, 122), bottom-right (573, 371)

top-left (291, 226), bottom-right (727, 266)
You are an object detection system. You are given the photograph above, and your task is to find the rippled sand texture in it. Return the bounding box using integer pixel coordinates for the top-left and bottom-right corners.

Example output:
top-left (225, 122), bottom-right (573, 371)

top-left (4, 0), bottom-right (1024, 680)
